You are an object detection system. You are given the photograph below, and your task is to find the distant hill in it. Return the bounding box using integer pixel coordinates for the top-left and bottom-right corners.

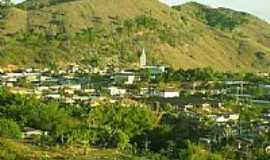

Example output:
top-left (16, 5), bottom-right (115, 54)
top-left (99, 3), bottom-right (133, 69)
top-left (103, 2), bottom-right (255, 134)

top-left (0, 0), bottom-right (269, 72)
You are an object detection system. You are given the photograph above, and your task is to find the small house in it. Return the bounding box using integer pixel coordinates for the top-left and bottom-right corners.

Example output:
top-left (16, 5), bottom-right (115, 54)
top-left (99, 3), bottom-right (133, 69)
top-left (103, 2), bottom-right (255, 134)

top-left (108, 86), bottom-right (127, 97)
top-left (215, 114), bottom-right (239, 123)
top-left (145, 66), bottom-right (167, 80)
top-left (113, 71), bottom-right (137, 85)
top-left (22, 127), bottom-right (48, 139)
top-left (159, 91), bottom-right (179, 98)
top-left (265, 146), bottom-right (270, 154)
top-left (46, 94), bottom-right (61, 100)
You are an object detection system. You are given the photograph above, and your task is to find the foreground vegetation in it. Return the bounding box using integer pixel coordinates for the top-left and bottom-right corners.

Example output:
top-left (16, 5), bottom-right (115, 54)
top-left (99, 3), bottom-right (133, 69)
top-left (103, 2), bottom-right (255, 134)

top-left (0, 86), bottom-right (269, 159)
top-left (0, 137), bottom-right (140, 160)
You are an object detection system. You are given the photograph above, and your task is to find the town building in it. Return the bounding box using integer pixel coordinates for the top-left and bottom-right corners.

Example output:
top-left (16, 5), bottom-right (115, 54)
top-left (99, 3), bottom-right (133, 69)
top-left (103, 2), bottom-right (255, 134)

top-left (113, 71), bottom-right (137, 85)
top-left (159, 90), bottom-right (180, 98)
top-left (108, 86), bottom-right (127, 97)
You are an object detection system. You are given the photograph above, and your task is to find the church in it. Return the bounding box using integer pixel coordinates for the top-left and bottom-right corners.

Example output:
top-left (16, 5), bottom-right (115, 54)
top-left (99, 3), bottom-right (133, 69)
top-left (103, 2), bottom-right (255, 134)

top-left (140, 48), bottom-right (147, 67)
top-left (139, 48), bottom-right (167, 78)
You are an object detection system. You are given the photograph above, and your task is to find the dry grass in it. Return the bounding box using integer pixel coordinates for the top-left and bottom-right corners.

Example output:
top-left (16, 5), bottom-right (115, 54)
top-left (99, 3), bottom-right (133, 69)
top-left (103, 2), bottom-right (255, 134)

top-left (0, 137), bottom-right (128, 160)
top-left (0, 0), bottom-right (269, 72)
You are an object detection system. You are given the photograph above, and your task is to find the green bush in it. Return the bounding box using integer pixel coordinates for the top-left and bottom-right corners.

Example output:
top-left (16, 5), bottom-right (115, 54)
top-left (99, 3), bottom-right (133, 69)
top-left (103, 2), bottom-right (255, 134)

top-left (124, 15), bottom-right (160, 30)
top-left (255, 51), bottom-right (266, 60)
top-left (181, 142), bottom-right (223, 160)
top-left (0, 118), bottom-right (22, 139)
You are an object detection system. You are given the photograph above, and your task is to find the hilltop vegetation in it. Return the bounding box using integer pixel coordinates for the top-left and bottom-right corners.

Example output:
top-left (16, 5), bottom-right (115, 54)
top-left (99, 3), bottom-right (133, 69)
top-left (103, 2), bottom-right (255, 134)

top-left (0, 0), bottom-right (270, 71)
top-left (174, 2), bottom-right (249, 31)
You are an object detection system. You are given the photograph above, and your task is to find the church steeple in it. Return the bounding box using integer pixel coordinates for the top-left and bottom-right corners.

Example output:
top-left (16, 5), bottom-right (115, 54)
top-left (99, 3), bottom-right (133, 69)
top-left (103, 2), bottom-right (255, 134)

top-left (140, 48), bottom-right (146, 67)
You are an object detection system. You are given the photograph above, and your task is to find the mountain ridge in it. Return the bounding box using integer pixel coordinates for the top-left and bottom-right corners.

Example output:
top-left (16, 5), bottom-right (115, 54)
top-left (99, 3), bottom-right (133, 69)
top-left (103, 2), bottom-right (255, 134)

top-left (0, 0), bottom-right (269, 72)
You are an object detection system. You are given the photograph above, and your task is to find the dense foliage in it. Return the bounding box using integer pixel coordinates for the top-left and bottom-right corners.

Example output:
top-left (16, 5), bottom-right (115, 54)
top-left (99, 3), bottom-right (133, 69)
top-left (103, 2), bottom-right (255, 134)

top-left (0, 90), bottom-right (162, 156)
top-left (174, 2), bottom-right (248, 31)
top-left (69, 104), bottom-right (157, 149)
top-left (0, 0), bottom-right (12, 22)
top-left (199, 8), bottom-right (248, 31)
top-left (0, 87), bottom-right (269, 159)
top-left (0, 118), bottom-right (21, 139)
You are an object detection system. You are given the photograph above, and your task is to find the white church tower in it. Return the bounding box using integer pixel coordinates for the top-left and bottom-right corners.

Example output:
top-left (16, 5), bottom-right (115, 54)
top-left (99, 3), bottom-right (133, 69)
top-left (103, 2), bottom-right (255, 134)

top-left (140, 48), bottom-right (147, 67)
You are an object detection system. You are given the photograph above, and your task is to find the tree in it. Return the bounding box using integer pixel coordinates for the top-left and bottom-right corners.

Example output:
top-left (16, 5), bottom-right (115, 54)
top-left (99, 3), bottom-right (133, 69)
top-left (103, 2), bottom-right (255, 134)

top-left (0, 0), bottom-right (12, 15)
top-left (251, 87), bottom-right (267, 99)
top-left (87, 104), bottom-right (158, 148)
top-left (0, 91), bottom-right (38, 127)
top-left (0, 0), bottom-right (12, 8)
top-left (0, 118), bottom-right (22, 139)
top-left (138, 125), bottom-right (173, 153)
top-left (180, 142), bottom-right (223, 160)
top-left (172, 113), bottom-right (202, 145)
top-left (29, 103), bottom-right (74, 144)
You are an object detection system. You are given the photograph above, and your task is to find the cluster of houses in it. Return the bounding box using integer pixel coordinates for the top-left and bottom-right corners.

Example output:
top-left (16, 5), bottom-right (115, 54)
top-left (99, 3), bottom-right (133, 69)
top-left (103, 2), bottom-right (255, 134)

top-left (0, 49), bottom-right (269, 106)
top-left (183, 102), bottom-right (270, 156)
top-left (0, 49), bottom-right (269, 155)
top-left (0, 50), bottom-right (176, 105)
top-left (0, 67), bottom-right (96, 104)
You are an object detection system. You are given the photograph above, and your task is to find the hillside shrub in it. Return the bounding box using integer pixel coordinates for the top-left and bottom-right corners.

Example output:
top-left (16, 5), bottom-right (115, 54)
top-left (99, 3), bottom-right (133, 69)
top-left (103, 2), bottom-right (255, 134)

top-left (0, 118), bottom-right (22, 139)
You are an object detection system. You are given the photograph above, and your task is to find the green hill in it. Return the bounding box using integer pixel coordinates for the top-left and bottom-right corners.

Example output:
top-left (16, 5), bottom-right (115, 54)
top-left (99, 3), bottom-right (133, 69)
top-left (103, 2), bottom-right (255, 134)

top-left (0, 0), bottom-right (269, 72)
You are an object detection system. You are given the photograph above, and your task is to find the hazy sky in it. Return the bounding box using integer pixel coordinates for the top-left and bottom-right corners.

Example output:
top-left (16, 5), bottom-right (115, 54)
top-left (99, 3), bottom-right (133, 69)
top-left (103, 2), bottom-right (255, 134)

top-left (11, 0), bottom-right (270, 22)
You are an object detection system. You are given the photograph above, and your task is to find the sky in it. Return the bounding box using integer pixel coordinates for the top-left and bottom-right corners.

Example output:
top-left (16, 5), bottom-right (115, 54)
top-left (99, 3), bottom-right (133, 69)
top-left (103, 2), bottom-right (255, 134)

top-left (11, 0), bottom-right (270, 22)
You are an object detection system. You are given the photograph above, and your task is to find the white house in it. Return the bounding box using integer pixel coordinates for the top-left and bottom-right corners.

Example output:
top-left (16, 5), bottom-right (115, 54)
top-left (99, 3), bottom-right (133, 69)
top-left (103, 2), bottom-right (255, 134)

top-left (73, 96), bottom-right (91, 101)
top-left (108, 87), bottom-right (127, 97)
top-left (266, 146), bottom-right (270, 154)
top-left (184, 104), bottom-right (194, 112)
top-left (126, 75), bottom-right (136, 85)
top-left (6, 73), bottom-right (24, 78)
top-left (65, 84), bottom-right (81, 90)
top-left (22, 127), bottom-right (48, 139)
top-left (46, 94), bottom-right (61, 100)
top-left (216, 116), bottom-right (228, 123)
top-left (140, 87), bottom-right (149, 96)
top-left (215, 114), bottom-right (239, 123)
top-left (229, 114), bottom-right (240, 121)
top-left (113, 71), bottom-right (137, 85)
top-left (202, 103), bottom-right (211, 108)
top-left (37, 86), bottom-right (49, 91)
top-left (144, 65), bottom-right (167, 80)
top-left (84, 89), bottom-right (96, 93)
top-left (160, 91), bottom-right (179, 98)
top-left (63, 98), bottom-right (76, 104)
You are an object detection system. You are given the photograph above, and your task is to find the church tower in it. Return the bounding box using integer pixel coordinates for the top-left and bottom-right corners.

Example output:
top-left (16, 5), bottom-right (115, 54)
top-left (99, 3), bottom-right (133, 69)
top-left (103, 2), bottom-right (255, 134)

top-left (140, 48), bottom-right (146, 67)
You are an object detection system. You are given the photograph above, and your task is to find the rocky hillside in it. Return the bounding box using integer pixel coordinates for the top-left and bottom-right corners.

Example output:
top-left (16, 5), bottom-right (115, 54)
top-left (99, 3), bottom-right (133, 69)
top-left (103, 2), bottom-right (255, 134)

top-left (0, 0), bottom-right (269, 72)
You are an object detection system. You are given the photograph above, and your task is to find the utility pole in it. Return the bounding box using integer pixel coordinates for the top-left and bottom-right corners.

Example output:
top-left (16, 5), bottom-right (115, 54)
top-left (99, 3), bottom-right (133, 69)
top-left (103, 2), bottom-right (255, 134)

top-left (237, 81), bottom-right (244, 136)
top-left (236, 81), bottom-right (244, 105)
top-left (236, 86), bottom-right (240, 105)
